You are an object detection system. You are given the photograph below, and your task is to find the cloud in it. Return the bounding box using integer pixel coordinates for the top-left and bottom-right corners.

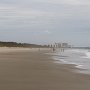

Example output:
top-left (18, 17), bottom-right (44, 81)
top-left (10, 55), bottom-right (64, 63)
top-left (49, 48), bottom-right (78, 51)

top-left (1, 0), bottom-right (90, 7)
top-left (0, 4), bottom-right (55, 27)
top-left (44, 30), bottom-right (51, 34)
top-left (0, 3), bottom-right (62, 20)
top-left (32, 0), bottom-right (90, 5)
top-left (0, 4), bottom-right (43, 18)
top-left (0, 0), bottom-right (90, 46)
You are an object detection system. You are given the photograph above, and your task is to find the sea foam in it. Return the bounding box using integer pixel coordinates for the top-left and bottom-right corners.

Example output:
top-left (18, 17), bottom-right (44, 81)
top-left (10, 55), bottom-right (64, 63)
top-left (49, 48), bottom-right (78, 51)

top-left (51, 49), bottom-right (90, 74)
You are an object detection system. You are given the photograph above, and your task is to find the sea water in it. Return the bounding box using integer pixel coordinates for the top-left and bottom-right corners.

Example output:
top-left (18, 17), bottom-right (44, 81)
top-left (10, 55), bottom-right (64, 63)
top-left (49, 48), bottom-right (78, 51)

top-left (51, 48), bottom-right (90, 74)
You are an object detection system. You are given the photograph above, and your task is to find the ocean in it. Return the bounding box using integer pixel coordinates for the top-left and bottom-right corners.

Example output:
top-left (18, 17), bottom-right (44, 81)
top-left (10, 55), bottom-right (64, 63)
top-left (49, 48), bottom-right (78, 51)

top-left (49, 48), bottom-right (90, 74)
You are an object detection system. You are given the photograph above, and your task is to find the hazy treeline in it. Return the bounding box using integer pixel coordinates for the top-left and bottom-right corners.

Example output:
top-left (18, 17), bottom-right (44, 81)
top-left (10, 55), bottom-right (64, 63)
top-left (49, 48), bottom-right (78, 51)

top-left (0, 41), bottom-right (49, 48)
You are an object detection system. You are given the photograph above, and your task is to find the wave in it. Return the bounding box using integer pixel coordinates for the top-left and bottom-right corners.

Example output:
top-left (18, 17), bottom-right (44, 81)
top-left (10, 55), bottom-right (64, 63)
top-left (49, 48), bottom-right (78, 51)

top-left (85, 52), bottom-right (90, 58)
top-left (50, 49), bottom-right (90, 74)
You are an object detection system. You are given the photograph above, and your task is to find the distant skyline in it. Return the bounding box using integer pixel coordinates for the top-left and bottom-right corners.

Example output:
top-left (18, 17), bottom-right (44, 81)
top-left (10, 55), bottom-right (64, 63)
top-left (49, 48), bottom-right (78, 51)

top-left (0, 0), bottom-right (90, 46)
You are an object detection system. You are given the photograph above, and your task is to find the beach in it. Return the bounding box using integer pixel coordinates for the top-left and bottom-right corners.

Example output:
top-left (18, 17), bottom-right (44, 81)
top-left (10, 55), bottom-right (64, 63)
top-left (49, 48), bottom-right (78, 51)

top-left (0, 48), bottom-right (90, 90)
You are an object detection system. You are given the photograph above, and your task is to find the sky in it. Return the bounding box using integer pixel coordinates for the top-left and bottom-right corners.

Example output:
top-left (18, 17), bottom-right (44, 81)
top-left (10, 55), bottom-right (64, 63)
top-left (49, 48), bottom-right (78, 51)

top-left (0, 0), bottom-right (90, 46)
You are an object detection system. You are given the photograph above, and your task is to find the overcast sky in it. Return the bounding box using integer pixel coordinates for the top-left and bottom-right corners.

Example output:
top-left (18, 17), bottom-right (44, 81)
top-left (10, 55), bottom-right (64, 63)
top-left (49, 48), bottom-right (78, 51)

top-left (0, 0), bottom-right (90, 46)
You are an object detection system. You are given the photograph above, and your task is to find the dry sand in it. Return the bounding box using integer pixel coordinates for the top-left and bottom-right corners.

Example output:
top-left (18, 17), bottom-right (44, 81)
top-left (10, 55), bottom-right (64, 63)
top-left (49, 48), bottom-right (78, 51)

top-left (0, 48), bottom-right (90, 90)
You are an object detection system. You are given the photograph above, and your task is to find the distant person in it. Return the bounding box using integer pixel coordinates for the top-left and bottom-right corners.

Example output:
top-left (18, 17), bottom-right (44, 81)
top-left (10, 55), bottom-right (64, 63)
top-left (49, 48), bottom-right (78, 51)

top-left (62, 48), bottom-right (64, 52)
top-left (53, 47), bottom-right (55, 52)
top-left (38, 48), bottom-right (40, 51)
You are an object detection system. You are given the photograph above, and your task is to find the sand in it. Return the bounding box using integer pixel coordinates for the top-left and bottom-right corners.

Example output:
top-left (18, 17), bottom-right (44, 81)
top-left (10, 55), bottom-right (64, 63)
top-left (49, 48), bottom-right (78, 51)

top-left (0, 47), bottom-right (90, 90)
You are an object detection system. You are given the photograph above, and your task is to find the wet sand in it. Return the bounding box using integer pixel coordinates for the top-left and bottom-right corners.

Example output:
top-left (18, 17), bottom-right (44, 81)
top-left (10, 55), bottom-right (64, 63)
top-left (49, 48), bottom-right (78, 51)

top-left (0, 48), bottom-right (90, 90)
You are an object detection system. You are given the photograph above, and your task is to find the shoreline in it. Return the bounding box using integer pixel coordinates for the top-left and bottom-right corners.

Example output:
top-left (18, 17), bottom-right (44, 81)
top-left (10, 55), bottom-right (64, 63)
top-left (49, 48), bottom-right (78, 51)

top-left (0, 48), bottom-right (90, 90)
top-left (50, 48), bottom-right (90, 75)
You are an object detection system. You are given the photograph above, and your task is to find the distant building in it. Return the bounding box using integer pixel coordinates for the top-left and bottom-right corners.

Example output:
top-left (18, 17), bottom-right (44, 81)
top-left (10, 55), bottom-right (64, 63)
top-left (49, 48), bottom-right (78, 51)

top-left (53, 43), bottom-right (69, 48)
top-left (61, 43), bottom-right (68, 48)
